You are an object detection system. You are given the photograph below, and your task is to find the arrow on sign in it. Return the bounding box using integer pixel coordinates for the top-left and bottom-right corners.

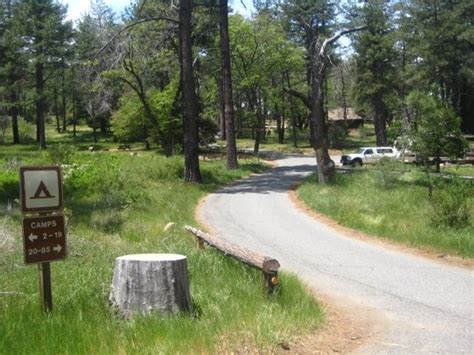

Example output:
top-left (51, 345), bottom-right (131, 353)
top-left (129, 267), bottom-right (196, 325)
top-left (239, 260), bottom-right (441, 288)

top-left (28, 233), bottom-right (38, 242)
top-left (53, 244), bottom-right (62, 253)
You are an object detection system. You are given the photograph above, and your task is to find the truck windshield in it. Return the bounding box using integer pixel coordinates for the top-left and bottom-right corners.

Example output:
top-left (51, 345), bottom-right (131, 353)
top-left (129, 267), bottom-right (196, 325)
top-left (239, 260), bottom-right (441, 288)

top-left (355, 148), bottom-right (365, 154)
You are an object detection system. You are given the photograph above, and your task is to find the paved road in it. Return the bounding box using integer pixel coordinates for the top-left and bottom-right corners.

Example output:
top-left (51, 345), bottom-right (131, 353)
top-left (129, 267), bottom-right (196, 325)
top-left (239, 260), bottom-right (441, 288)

top-left (200, 155), bottom-right (474, 354)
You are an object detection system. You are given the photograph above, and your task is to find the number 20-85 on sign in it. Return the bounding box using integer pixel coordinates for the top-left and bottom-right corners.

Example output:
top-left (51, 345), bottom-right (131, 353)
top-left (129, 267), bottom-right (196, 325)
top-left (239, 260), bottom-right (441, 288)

top-left (22, 215), bottom-right (66, 264)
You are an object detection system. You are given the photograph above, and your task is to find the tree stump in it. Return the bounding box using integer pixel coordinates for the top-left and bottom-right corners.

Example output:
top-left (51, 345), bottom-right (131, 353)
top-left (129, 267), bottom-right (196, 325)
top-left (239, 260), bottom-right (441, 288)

top-left (109, 254), bottom-right (191, 317)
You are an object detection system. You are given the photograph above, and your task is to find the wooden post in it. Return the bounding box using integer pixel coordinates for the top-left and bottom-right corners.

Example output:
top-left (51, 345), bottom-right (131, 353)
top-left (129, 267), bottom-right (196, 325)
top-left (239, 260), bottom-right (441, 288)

top-left (38, 262), bottom-right (52, 312)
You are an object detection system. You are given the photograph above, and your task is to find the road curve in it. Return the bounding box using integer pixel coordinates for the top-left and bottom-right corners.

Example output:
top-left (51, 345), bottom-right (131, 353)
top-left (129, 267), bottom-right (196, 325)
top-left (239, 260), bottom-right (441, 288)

top-left (199, 155), bottom-right (474, 354)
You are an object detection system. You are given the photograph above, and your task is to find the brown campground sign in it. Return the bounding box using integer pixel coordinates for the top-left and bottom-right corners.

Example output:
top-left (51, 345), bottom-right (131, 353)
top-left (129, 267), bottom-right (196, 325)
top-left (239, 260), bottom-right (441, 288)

top-left (19, 165), bottom-right (66, 312)
top-left (22, 215), bottom-right (66, 264)
top-left (20, 166), bottom-right (63, 213)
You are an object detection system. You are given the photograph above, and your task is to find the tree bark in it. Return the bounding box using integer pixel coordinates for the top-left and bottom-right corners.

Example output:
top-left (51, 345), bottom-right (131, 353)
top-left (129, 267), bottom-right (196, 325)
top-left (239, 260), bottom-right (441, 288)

top-left (10, 91), bottom-right (19, 144)
top-left (179, 0), bottom-right (202, 183)
top-left (218, 75), bottom-right (226, 140)
top-left (253, 89), bottom-right (263, 154)
top-left (72, 67), bottom-right (77, 137)
top-left (310, 57), bottom-right (335, 184)
top-left (219, 0), bottom-right (238, 169)
top-left (374, 95), bottom-right (387, 146)
top-left (110, 254), bottom-right (191, 318)
top-left (54, 87), bottom-right (61, 133)
top-left (61, 69), bottom-right (67, 132)
top-left (35, 62), bottom-right (46, 150)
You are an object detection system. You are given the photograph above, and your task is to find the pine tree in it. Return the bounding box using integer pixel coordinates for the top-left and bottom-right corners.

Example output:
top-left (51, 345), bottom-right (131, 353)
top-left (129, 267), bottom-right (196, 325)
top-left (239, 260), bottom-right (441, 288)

top-left (353, 0), bottom-right (398, 146)
top-left (0, 0), bottom-right (22, 144)
top-left (15, 0), bottom-right (72, 149)
top-left (402, 0), bottom-right (474, 133)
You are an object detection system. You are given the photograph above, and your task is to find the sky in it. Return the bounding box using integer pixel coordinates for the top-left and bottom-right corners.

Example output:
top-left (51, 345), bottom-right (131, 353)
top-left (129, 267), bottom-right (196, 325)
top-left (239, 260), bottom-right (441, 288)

top-left (60, 0), bottom-right (256, 22)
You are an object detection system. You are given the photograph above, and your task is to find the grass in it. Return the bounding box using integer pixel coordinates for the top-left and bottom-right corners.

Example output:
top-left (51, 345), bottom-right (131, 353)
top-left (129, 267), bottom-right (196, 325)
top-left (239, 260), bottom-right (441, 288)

top-left (441, 164), bottom-right (474, 177)
top-left (297, 168), bottom-right (474, 258)
top-left (0, 132), bottom-right (323, 354)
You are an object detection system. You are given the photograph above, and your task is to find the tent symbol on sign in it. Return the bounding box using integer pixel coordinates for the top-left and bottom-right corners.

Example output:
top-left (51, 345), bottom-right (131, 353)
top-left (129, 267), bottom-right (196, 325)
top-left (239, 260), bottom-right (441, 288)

top-left (31, 180), bottom-right (55, 199)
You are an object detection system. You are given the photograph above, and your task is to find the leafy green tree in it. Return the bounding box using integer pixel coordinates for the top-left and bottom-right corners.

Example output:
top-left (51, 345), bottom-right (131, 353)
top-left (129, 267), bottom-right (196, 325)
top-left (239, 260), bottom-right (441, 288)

top-left (0, 0), bottom-right (24, 144)
top-left (75, 0), bottom-right (117, 142)
top-left (401, 0), bottom-right (474, 133)
top-left (352, 0), bottom-right (398, 146)
top-left (180, 0), bottom-right (201, 182)
top-left (229, 13), bottom-right (303, 152)
top-left (219, 0), bottom-right (238, 169)
top-left (15, 0), bottom-right (72, 149)
top-left (283, 0), bottom-right (364, 183)
top-left (406, 91), bottom-right (467, 172)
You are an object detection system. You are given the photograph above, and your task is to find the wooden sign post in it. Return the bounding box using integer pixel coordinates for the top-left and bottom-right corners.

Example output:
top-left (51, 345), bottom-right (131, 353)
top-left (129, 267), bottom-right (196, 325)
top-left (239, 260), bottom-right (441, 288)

top-left (20, 166), bottom-right (66, 313)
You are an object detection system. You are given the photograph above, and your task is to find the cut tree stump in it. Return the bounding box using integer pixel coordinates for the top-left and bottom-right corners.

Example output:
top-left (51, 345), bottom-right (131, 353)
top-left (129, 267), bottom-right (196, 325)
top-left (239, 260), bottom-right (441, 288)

top-left (109, 254), bottom-right (191, 317)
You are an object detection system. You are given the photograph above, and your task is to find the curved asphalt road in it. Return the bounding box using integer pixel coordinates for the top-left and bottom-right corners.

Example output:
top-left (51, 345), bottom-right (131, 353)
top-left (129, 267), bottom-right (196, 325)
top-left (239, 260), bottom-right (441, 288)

top-left (200, 155), bottom-right (474, 354)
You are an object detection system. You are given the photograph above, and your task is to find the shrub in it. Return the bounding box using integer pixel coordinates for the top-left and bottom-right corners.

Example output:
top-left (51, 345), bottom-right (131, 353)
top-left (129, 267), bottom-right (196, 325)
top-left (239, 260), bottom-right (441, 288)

top-left (18, 120), bottom-right (36, 144)
top-left (65, 156), bottom-right (145, 208)
top-left (0, 114), bottom-right (9, 143)
top-left (47, 144), bottom-right (77, 165)
top-left (431, 178), bottom-right (472, 228)
top-left (374, 157), bottom-right (407, 189)
top-left (90, 210), bottom-right (124, 233)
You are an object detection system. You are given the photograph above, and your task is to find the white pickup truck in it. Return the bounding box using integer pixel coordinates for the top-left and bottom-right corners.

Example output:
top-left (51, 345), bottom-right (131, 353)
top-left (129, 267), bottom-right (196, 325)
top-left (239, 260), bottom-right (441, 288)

top-left (340, 147), bottom-right (400, 166)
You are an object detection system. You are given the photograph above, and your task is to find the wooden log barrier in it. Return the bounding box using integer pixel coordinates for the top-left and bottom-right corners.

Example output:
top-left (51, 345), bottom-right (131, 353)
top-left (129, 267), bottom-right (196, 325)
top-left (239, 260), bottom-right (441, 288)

top-left (185, 226), bottom-right (280, 293)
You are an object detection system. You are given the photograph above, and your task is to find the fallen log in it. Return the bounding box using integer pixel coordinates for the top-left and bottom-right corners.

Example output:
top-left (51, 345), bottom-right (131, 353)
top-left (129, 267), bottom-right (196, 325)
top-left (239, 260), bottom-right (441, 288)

top-left (185, 226), bottom-right (280, 293)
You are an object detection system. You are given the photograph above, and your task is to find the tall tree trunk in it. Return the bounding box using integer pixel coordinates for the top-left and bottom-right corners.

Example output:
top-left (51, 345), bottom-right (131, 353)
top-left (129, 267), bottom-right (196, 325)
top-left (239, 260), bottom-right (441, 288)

top-left (217, 75), bottom-right (226, 140)
top-left (219, 0), bottom-right (238, 169)
top-left (10, 91), bottom-right (20, 144)
top-left (72, 88), bottom-right (77, 137)
top-left (72, 67), bottom-right (77, 137)
top-left (341, 67), bottom-right (348, 126)
top-left (61, 71), bottom-right (67, 132)
top-left (310, 51), bottom-right (334, 184)
top-left (374, 95), bottom-right (387, 146)
top-left (36, 62), bottom-right (46, 150)
top-left (253, 89), bottom-right (263, 154)
top-left (54, 87), bottom-right (61, 133)
top-left (179, 0), bottom-right (202, 183)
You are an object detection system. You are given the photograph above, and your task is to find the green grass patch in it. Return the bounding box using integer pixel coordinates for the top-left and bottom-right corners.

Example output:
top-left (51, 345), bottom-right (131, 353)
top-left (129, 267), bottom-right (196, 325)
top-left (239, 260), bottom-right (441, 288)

top-left (0, 147), bottom-right (323, 354)
top-left (297, 169), bottom-right (474, 258)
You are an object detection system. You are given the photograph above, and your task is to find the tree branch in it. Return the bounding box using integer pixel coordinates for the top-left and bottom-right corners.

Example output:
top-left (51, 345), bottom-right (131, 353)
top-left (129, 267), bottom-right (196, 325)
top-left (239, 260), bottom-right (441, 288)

top-left (284, 88), bottom-right (310, 109)
top-left (319, 26), bottom-right (366, 57)
top-left (98, 17), bottom-right (179, 55)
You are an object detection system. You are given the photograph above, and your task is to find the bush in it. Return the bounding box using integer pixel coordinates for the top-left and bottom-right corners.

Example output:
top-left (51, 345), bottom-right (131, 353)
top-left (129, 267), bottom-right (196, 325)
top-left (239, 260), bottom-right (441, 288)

top-left (90, 210), bottom-right (124, 233)
top-left (431, 178), bottom-right (472, 228)
top-left (47, 144), bottom-right (77, 165)
top-left (374, 157), bottom-right (407, 189)
top-left (0, 114), bottom-right (9, 143)
top-left (18, 120), bottom-right (36, 144)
